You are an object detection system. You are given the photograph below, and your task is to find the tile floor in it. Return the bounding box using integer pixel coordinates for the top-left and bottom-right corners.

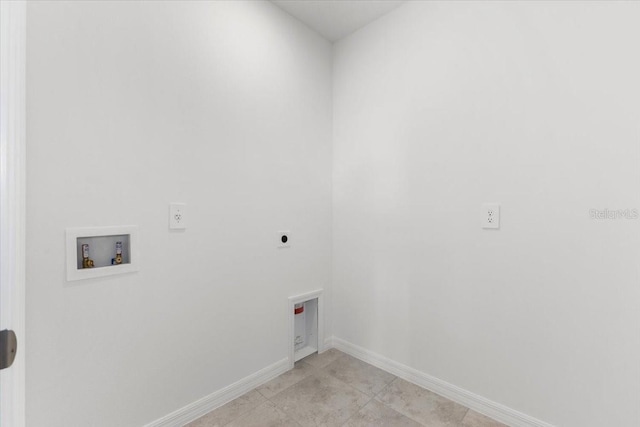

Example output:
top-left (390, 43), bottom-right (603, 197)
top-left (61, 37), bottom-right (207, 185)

top-left (186, 349), bottom-right (508, 427)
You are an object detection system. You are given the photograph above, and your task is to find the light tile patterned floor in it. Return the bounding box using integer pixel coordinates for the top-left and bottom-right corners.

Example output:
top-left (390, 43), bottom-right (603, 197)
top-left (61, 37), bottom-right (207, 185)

top-left (186, 349), bottom-right (508, 427)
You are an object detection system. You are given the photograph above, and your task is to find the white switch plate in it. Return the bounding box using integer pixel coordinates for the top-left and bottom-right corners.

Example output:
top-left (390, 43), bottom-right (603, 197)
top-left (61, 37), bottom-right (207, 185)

top-left (278, 231), bottom-right (290, 248)
top-left (482, 203), bottom-right (500, 229)
top-left (169, 203), bottom-right (187, 230)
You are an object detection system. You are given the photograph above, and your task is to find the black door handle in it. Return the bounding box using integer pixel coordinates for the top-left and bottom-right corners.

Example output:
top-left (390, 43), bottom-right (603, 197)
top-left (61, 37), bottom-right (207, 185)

top-left (0, 329), bottom-right (17, 370)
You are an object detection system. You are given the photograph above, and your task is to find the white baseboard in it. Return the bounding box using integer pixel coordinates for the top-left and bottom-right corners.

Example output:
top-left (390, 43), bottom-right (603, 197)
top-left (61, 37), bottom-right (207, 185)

top-left (322, 336), bottom-right (334, 350)
top-left (145, 358), bottom-right (289, 427)
top-left (330, 337), bottom-right (555, 427)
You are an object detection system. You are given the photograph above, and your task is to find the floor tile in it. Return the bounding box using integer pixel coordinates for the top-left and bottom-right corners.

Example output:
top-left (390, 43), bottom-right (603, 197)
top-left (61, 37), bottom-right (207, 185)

top-left (323, 354), bottom-right (396, 397)
top-left (300, 348), bottom-right (343, 369)
top-left (343, 399), bottom-right (423, 427)
top-left (376, 379), bottom-right (468, 427)
top-left (185, 390), bottom-right (266, 427)
top-left (461, 410), bottom-right (508, 427)
top-left (256, 361), bottom-right (316, 399)
top-left (270, 371), bottom-right (370, 427)
top-left (227, 401), bottom-right (300, 427)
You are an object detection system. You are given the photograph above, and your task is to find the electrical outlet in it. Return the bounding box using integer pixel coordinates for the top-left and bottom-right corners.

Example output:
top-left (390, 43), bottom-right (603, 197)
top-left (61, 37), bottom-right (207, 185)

top-left (169, 203), bottom-right (187, 230)
top-left (482, 203), bottom-right (500, 229)
top-left (278, 231), bottom-right (290, 248)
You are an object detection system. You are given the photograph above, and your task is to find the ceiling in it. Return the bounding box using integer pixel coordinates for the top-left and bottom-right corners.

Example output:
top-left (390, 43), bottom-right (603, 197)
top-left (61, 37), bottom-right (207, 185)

top-left (271, 1), bottom-right (405, 42)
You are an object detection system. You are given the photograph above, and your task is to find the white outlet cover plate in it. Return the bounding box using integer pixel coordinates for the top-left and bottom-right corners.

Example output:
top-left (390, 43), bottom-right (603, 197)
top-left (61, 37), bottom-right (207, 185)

top-left (169, 203), bottom-right (187, 230)
top-left (482, 203), bottom-right (500, 229)
top-left (278, 230), bottom-right (291, 248)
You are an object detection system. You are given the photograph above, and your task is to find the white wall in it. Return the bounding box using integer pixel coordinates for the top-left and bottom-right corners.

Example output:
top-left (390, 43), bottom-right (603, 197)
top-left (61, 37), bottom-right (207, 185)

top-left (26, 1), bottom-right (640, 426)
top-left (26, 1), bottom-right (332, 426)
top-left (332, 2), bottom-right (640, 427)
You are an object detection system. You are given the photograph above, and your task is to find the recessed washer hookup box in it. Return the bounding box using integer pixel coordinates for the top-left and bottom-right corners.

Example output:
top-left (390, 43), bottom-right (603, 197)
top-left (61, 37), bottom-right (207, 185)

top-left (65, 225), bottom-right (139, 281)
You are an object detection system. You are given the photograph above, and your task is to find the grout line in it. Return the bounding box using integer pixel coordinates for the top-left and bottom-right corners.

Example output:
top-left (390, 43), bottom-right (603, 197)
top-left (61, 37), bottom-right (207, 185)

top-left (256, 387), bottom-right (270, 400)
top-left (188, 356), bottom-right (326, 426)
top-left (371, 377), bottom-right (396, 401)
top-left (461, 407), bottom-right (471, 423)
top-left (317, 360), bottom-right (375, 401)
top-left (280, 350), bottom-right (375, 426)
top-left (370, 376), bottom-right (472, 427)
top-left (259, 359), bottom-right (318, 402)
top-left (223, 349), bottom-right (478, 427)
top-left (335, 388), bottom-right (379, 427)
top-left (227, 392), bottom-right (268, 427)
top-left (369, 378), bottom-right (432, 426)
top-left (261, 359), bottom-right (324, 423)
top-left (316, 352), bottom-right (399, 426)
top-left (273, 403), bottom-right (304, 427)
